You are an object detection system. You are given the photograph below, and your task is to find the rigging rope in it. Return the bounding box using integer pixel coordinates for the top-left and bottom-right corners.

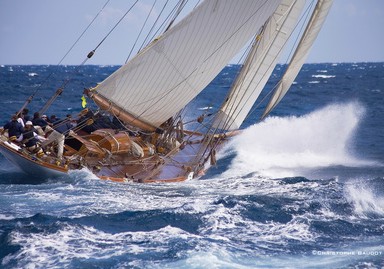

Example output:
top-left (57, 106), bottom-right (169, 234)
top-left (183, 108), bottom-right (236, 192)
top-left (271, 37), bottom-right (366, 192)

top-left (40, 0), bottom-right (140, 115)
top-left (138, 0), bottom-right (177, 52)
top-left (213, 0), bottom-right (316, 133)
top-left (125, 0), bottom-right (159, 64)
top-left (164, 0), bottom-right (188, 32)
top-left (19, 0), bottom-right (111, 117)
top-left (59, 0), bottom-right (112, 67)
top-left (189, 0), bottom-right (306, 167)
top-left (91, 0), bottom-right (139, 56)
top-left (247, 0), bottom-right (316, 121)
top-left (281, 0), bottom-right (315, 66)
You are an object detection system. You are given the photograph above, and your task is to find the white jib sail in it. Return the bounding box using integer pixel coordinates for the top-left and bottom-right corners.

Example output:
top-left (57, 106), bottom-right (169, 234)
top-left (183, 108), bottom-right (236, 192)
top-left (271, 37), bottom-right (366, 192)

top-left (94, 0), bottom-right (282, 129)
top-left (212, 0), bottom-right (305, 131)
top-left (262, 0), bottom-right (334, 119)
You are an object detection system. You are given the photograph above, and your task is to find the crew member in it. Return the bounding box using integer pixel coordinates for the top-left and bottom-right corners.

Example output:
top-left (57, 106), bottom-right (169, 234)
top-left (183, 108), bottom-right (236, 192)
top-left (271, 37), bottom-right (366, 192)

top-left (2, 114), bottom-right (24, 142)
top-left (22, 121), bottom-right (45, 157)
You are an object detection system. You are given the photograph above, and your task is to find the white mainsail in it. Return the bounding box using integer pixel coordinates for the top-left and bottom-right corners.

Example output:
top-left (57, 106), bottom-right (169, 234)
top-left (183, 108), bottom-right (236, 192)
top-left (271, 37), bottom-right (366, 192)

top-left (92, 0), bottom-right (282, 130)
top-left (212, 0), bottom-right (305, 131)
top-left (262, 0), bottom-right (334, 119)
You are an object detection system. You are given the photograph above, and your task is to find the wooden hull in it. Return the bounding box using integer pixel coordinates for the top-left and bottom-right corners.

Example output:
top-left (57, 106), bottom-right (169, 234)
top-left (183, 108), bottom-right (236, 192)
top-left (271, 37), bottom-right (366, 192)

top-left (0, 128), bottom-right (234, 183)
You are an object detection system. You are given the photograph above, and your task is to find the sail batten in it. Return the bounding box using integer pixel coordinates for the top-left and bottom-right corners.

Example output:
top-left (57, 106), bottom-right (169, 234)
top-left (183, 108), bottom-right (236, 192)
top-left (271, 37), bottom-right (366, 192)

top-left (94, 0), bottom-right (282, 129)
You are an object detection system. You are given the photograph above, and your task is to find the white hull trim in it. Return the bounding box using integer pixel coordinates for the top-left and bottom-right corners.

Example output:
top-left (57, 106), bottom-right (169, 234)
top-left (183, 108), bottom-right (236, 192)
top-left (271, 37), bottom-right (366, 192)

top-left (0, 141), bottom-right (67, 178)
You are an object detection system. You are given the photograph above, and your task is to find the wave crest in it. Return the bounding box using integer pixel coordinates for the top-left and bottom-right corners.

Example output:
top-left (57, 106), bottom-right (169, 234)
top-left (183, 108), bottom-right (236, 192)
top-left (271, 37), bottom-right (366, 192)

top-left (220, 102), bottom-right (372, 178)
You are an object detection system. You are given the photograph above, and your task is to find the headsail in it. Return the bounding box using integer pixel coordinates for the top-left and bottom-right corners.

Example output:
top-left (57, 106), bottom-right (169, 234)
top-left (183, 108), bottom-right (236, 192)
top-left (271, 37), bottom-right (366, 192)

top-left (212, 0), bottom-right (306, 131)
top-left (91, 0), bottom-right (282, 131)
top-left (262, 0), bottom-right (334, 119)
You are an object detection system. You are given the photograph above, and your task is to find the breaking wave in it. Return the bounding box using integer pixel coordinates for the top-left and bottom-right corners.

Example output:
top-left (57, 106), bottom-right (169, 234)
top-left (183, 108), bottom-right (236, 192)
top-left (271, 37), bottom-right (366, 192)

top-left (219, 102), bottom-right (374, 179)
top-left (345, 179), bottom-right (384, 218)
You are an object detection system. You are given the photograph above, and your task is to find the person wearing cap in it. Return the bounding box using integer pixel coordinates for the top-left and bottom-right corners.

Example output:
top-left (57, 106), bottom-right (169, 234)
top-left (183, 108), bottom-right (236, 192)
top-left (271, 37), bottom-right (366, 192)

top-left (42, 114), bottom-right (51, 123)
top-left (22, 121), bottom-right (46, 157)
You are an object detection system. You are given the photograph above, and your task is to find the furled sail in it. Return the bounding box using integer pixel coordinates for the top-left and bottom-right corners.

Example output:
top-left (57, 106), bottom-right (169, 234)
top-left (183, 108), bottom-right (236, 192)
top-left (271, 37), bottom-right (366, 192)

top-left (262, 0), bottom-right (334, 119)
top-left (212, 0), bottom-right (305, 131)
top-left (91, 0), bottom-right (282, 131)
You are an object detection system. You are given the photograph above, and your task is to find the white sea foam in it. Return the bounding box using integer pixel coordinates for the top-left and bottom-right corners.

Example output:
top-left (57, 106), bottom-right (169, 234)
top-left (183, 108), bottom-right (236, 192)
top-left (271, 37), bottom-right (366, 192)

top-left (219, 102), bottom-right (371, 179)
top-left (3, 224), bottom-right (197, 268)
top-left (169, 249), bottom-right (255, 269)
top-left (165, 246), bottom-right (384, 269)
top-left (198, 106), bottom-right (213, 110)
top-left (0, 213), bottom-right (14, 220)
top-left (25, 169), bottom-right (208, 217)
top-left (312, 74), bottom-right (335, 78)
top-left (345, 182), bottom-right (384, 218)
top-left (200, 203), bottom-right (315, 245)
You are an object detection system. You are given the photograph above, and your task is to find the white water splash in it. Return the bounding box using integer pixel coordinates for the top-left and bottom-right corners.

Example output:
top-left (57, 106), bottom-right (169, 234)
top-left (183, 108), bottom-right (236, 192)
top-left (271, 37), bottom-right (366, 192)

top-left (345, 182), bottom-right (384, 218)
top-left (220, 102), bottom-right (372, 178)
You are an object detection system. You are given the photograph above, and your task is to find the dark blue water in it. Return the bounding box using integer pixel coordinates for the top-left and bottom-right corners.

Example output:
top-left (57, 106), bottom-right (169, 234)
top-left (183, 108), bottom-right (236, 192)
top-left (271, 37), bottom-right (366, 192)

top-left (0, 63), bottom-right (384, 268)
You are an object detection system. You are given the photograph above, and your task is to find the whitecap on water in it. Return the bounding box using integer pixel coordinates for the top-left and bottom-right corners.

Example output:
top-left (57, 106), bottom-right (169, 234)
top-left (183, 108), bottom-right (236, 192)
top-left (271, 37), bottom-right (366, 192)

top-left (312, 74), bottom-right (335, 78)
top-left (3, 224), bottom-right (198, 268)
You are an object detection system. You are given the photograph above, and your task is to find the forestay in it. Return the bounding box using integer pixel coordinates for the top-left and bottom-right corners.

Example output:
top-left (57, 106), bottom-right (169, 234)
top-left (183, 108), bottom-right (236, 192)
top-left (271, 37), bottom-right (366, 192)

top-left (212, 0), bottom-right (305, 131)
top-left (93, 0), bottom-right (281, 129)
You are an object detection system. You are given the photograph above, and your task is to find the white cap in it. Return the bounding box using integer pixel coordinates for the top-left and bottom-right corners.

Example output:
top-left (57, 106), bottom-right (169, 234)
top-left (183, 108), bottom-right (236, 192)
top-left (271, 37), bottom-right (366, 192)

top-left (26, 121), bottom-right (33, 126)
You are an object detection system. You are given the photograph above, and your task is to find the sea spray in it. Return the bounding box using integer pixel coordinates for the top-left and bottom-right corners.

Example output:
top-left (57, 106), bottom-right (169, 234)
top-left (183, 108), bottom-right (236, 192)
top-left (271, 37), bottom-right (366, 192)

top-left (345, 180), bottom-right (384, 218)
top-left (219, 102), bottom-right (367, 178)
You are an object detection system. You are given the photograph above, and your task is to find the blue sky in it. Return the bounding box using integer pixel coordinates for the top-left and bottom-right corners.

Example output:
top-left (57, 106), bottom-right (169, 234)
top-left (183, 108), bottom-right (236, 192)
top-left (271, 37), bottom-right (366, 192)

top-left (0, 0), bottom-right (383, 65)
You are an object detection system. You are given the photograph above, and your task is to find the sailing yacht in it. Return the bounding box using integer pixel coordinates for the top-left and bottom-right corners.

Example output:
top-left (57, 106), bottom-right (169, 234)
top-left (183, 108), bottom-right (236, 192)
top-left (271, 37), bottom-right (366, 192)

top-left (0, 0), bottom-right (333, 182)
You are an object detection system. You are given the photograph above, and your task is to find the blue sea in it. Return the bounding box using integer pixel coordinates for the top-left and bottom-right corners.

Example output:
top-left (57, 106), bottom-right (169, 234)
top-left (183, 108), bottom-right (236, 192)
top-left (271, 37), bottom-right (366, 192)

top-left (0, 63), bottom-right (383, 268)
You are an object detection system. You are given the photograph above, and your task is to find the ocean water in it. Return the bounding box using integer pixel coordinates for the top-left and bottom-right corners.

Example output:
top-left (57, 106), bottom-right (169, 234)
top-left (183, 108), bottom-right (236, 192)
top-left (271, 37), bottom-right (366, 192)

top-left (0, 63), bottom-right (384, 268)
